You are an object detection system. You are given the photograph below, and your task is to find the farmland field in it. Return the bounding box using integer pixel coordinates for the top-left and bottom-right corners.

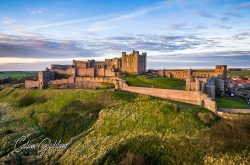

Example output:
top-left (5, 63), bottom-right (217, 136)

top-left (0, 88), bottom-right (249, 164)
top-left (0, 71), bottom-right (36, 79)
top-left (228, 70), bottom-right (250, 78)
top-left (124, 74), bottom-right (185, 90)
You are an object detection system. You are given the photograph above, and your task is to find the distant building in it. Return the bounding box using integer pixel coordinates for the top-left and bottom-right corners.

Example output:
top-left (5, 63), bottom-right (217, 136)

top-left (185, 77), bottom-right (225, 99)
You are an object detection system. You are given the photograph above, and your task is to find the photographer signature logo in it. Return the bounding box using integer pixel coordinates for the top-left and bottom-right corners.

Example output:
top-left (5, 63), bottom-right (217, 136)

top-left (14, 135), bottom-right (68, 156)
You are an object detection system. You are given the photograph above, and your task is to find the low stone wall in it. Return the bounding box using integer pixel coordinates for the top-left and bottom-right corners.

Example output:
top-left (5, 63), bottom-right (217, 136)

top-left (217, 111), bottom-right (250, 120)
top-left (201, 93), bottom-right (217, 112)
top-left (77, 77), bottom-right (106, 82)
top-left (25, 80), bottom-right (39, 88)
top-left (51, 68), bottom-right (75, 77)
top-left (75, 77), bottom-right (120, 89)
top-left (25, 76), bottom-right (218, 112)
top-left (218, 108), bottom-right (250, 114)
top-left (49, 77), bottom-right (74, 85)
top-left (32, 76), bottom-right (247, 114)
top-left (122, 85), bottom-right (200, 104)
top-left (77, 68), bottom-right (95, 77)
top-left (75, 81), bottom-right (102, 89)
top-left (120, 84), bottom-right (217, 112)
top-left (104, 69), bottom-right (117, 77)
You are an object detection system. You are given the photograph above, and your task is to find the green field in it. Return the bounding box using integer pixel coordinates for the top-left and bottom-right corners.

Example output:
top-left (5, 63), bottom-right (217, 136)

top-left (0, 71), bottom-right (36, 79)
top-left (216, 97), bottom-right (250, 109)
top-left (228, 70), bottom-right (250, 78)
top-left (124, 74), bottom-right (185, 90)
top-left (0, 88), bottom-right (249, 164)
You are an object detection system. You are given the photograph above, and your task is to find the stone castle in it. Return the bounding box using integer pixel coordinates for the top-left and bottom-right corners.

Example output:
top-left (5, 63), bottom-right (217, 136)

top-left (25, 50), bottom-right (147, 89)
top-left (25, 49), bottom-right (227, 98)
top-left (25, 50), bottom-right (229, 113)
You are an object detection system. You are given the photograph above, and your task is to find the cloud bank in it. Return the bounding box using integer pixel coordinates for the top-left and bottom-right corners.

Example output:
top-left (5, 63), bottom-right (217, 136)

top-left (0, 32), bottom-right (250, 70)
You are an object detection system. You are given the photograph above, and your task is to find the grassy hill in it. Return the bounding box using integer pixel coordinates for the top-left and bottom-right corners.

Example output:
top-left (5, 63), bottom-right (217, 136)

top-left (124, 74), bottom-right (185, 90)
top-left (216, 97), bottom-right (250, 109)
top-left (0, 88), bottom-right (249, 164)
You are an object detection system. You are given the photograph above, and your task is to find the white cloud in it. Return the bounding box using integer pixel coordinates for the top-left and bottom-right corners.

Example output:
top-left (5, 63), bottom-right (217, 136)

top-left (0, 57), bottom-right (72, 64)
top-left (29, 2), bottom-right (163, 31)
top-left (2, 17), bottom-right (16, 25)
top-left (30, 7), bottom-right (47, 15)
top-left (29, 15), bottom-right (112, 30)
top-left (236, 2), bottom-right (250, 9)
top-left (86, 5), bottom-right (163, 32)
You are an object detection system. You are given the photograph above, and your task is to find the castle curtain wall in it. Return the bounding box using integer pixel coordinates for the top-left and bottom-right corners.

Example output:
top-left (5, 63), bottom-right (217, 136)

top-left (77, 68), bottom-right (95, 77)
top-left (121, 84), bottom-right (217, 112)
top-left (153, 65), bottom-right (227, 80)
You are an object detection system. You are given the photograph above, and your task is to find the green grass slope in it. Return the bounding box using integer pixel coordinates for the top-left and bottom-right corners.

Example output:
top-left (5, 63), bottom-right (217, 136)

top-left (216, 97), bottom-right (250, 109)
top-left (60, 99), bottom-right (210, 164)
top-left (124, 74), bottom-right (185, 90)
top-left (0, 88), bottom-right (249, 164)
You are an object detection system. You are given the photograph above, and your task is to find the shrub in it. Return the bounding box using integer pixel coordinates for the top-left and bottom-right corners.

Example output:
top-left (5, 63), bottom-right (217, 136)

top-left (61, 99), bottom-right (104, 114)
top-left (173, 104), bottom-right (179, 113)
top-left (37, 113), bottom-right (50, 127)
top-left (12, 91), bottom-right (20, 98)
top-left (97, 91), bottom-right (113, 106)
top-left (111, 91), bottom-right (138, 102)
top-left (48, 84), bottom-right (61, 89)
top-left (18, 94), bottom-right (36, 107)
top-left (0, 129), bottom-right (14, 139)
top-left (210, 119), bottom-right (250, 141)
top-left (119, 153), bottom-right (150, 165)
top-left (36, 95), bottom-right (47, 104)
top-left (55, 73), bottom-right (70, 79)
top-left (61, 100), bottom-right (85, 113)
top-left (100, 82), bottom-right (115, 89)
top-left (207, 118), bottom-right (250, 153)
top-left (197, 112), bottom-right (217, 125)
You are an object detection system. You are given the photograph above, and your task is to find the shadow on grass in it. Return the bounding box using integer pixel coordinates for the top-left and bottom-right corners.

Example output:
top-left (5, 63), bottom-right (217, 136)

top-left (41, 99), bottom-right (105, 143)
top-left (18, 94), bottom-right (48, 107)
top-left (110, 90), bottom-right (138, 102)
top-left (97, 135), bottom-right (203, 165)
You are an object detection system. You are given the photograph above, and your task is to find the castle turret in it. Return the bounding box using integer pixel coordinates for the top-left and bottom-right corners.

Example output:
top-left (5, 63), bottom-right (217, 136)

top-left (122, 52), bottom-right (126, 57)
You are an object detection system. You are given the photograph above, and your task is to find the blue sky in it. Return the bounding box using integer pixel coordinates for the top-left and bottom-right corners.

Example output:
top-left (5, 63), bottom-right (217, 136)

top-left (0, 0), bottom-right (250, 70)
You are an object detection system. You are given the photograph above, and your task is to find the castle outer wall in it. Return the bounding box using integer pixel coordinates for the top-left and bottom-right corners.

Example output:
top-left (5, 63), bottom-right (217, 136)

top-left (149, 65), bottom-right (227, 80)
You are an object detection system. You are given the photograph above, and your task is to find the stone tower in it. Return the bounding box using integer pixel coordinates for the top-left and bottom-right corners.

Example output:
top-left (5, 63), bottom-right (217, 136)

top-left (121, 50), bottom-right (146, 74)
top-left (215, 65), bottom-right (227, 77)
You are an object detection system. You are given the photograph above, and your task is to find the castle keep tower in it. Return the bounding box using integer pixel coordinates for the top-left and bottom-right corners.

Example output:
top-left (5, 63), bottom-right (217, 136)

top-left (215, 65), bottom-right (227, 77)
top-left (121, 50), bottom-right (147, 74)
